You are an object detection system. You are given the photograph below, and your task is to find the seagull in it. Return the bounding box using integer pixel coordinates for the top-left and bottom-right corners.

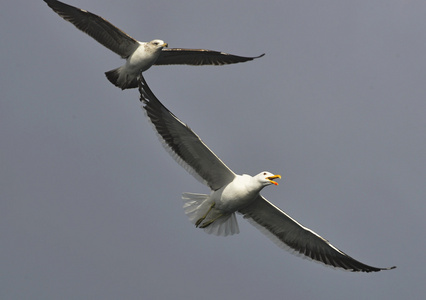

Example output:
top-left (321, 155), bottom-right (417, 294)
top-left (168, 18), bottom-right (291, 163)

top-left (43, 0), bottom-right (264, 89)
top-left (137, 75), bottom-right (396, 272)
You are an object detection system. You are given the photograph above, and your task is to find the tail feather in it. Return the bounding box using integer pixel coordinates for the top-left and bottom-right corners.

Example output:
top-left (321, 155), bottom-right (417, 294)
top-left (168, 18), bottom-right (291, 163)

top-left (105, 67), bottom-right (138, 90)
top-left (182, 192), bottom-right (239, 236)
top-left (182, 193), bottom-right (211, 224)
top-left (202, 213), bottom-right (239, 236)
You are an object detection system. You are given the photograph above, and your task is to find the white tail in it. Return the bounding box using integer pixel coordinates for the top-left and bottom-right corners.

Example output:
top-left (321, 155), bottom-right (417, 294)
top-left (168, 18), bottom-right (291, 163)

top-left (182, 193), bottom-right (239, 236)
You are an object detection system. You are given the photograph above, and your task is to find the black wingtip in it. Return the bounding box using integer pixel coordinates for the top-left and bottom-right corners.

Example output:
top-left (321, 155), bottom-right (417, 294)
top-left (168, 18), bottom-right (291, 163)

top-left (242, 53), bottom-right (265, 61)
top-left (370, 265), bottom-right (396, 272)
top-left (43, 0), bottom-right (71, 12)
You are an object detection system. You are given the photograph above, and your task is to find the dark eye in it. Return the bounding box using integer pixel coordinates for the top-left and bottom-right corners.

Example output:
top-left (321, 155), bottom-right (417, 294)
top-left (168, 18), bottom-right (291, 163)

top-left (263, 172), bottom-right (267, 175)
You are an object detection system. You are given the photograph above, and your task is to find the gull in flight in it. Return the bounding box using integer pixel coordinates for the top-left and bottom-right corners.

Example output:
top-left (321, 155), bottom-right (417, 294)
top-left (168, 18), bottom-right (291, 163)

top-left (138, 75), bottom-right (396, 272)
top-left (43, 0), bottom-right (264, 89)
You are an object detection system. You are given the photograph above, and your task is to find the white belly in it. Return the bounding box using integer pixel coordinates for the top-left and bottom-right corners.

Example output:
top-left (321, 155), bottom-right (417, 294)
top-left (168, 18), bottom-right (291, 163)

top-left (125, 44), bottom-right (160, 73)
top-left (212, 175), bottom-right (260, 213)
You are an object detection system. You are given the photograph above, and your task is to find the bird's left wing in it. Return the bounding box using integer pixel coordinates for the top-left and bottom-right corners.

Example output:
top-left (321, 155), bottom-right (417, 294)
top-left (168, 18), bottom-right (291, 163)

top-left (138, 76), bottom-right (236, 191)
top-left (155, 49), bottom-right (264, 66)
top-left (44, 0), bottom-right (139, 58)
top-left (239, 195), bottom-right (396, 272)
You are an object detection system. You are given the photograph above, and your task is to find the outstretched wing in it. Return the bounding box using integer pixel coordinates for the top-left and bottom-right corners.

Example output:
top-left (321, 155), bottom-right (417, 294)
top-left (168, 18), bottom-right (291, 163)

top-left (44, 0), bottom-right (139, 58)
top-left (156, 49), bottom-right (264, 66)
top-left (138, 75), bottom-right (236, 191)
top-left (240, 195), bottom-right (396, 272)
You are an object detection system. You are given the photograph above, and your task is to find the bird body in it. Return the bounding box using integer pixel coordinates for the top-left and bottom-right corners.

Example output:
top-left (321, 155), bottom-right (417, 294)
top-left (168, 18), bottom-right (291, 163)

top-left (183, 172), bottom-right (281, 236)
top-left (213, 173), bottom-right (280, 213)
top-left (105, 40), bottom-right (167, 89)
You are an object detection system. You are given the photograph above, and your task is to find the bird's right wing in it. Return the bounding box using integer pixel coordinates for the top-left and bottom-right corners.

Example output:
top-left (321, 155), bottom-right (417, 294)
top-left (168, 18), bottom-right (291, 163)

top-left (44, 0), bottom-right (139, 58)
top-left (239, 195), bottom-right (396, 272)
top-left (156, 49), bottom-right (264, 66)
top-left (138, 75), bottom-right (236, 191)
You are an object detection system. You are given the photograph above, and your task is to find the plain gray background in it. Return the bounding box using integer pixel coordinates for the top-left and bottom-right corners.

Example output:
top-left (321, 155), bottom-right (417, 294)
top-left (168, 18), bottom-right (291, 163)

top-left (2, 0), bottom-right (425, 299)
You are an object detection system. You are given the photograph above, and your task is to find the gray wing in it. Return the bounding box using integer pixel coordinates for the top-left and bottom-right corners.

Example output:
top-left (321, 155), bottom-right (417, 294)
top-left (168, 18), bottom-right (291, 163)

top-left (155, 49), bottom-right (265, 66)
top-left (44, 0), bottom-right (139, 58)
top-left (138, 75), bottom-right (236, 191)
top-left (240, 195), bottom-right (396, 272)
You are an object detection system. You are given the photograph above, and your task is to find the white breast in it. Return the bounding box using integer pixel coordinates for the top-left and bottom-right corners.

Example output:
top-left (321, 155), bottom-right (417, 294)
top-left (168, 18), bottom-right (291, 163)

top-left (125, 43), bottom-right (161, 73)
top-left (212, 175), bottom-right (262, 213)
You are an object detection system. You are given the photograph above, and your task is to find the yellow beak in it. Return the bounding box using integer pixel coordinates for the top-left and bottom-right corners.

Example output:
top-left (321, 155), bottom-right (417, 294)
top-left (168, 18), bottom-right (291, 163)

top-left (266, 174), bottom-right (281, 186)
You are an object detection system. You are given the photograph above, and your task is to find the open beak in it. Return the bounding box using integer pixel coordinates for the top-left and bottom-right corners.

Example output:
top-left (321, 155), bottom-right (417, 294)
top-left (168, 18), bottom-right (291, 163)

top-left (266, 174), bottom-right (281, 186)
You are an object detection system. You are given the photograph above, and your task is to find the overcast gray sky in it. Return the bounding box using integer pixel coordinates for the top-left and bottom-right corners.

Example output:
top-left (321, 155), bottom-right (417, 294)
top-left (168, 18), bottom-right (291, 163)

top-left (1, 0), bottom-right (425, 299)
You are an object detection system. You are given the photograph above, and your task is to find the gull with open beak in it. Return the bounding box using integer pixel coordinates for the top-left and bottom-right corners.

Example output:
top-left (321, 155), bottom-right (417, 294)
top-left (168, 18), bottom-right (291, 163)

top-left (138, 75), bottom-right (396, 273)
